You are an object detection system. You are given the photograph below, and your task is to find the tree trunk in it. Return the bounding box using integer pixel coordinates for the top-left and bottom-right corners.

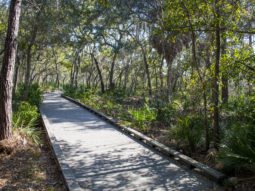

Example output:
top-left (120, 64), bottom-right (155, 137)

top-left (141, 46), bottom-right (152, 97)
top-left (74, 53), bottom-right (81, 88)
top-left (0, 0), bottom-right (22, 140)
top-left (86, 66), bottom-right (93, 88)
top-left (248, 32), bottom-right (253, 95)
top-left (70, 65), bottom-right (74, 86)
top-left (159, 56), bottom-right (164, 95)
top-left (155, 67), bottom-right (158, 92)
top-left (23, 23), bottom-right (38, 99)
top-left (213, 0), bottom-right (221, 148)
top-left (109, 52), bottom-right (117, 90)
top-left (166, 61), bottom-right (173, 101)
top-left (92, 54), bottom-right (105, 93)
top-left (23, 44), bottom-right (32, 98)
top-left (190, 29), bottom-right (210, 151)
top-left (55, 63), bottom-right (60, 89)
top-left (13, 54), bottom-right (21, 97)
top-left (123, 64), bottom-right (130, 91)
top-left (221, 37), bottom-right (228, 104)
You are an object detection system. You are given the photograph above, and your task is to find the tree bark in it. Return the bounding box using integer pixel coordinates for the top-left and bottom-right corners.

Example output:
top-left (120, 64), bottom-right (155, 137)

top-left (123, 64), bottom-right (130, 91)
top-left (92, 54), bottom-right (105, 93)
top-left (0, 0), bottom-right (22, 140)
top-left (23, 44), bottom-right (32, 98)
top-left (141, 47), bottom-right (152, 97)
top-left (190, 29), bottom-right (210, 151)
top-left (12, 54), bottom-right (21, 97)
top-left (70, 64), bottom-right (74, 86)
top-left (221, 37), bottom-right (228, 104)
top-left (213, 0), bottom-right (221, 148)
top-left (159, 56), bottom-right (164, 94)
top-left (166, 61), bottom-right (173, 101)
top-left (23, 25), bottom-right (38, 99)
top-left (74, 53), bottom-right (81, 88)
top-left (109, 52), bottom-right (117, 90)
top-left (55, 63), bottom-right (60, 89)
top-left (248, 31), bottom-right (253, 95)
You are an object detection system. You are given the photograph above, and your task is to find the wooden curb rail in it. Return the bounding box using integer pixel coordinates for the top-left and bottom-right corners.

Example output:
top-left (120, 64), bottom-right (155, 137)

top-left (62, 95), bottom-right (227, 184)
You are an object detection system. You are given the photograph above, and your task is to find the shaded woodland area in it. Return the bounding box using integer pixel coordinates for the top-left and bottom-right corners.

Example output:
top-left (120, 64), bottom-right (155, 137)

top-left (0, 0), bottom-right (255, 190)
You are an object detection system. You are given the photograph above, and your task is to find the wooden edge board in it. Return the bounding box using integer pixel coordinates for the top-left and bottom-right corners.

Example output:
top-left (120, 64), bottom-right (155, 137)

top-left (62, 95), bottom-right (227, 184)
top-left (40, 107), bottom-right (84, 191)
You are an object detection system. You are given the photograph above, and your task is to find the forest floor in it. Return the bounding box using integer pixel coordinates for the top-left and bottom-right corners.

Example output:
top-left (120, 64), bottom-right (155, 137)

top-left (0, 127), bottom-right (66, 191)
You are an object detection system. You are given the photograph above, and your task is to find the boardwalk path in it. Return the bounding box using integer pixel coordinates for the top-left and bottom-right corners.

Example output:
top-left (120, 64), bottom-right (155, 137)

top-left (40, 93), bottom-right (218, 191)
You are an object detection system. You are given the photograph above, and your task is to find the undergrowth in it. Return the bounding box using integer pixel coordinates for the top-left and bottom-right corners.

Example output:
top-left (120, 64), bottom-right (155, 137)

top-left (218, 96), bottom-right (255, 174)
top-left (12, 83), bottom-right (43, 145)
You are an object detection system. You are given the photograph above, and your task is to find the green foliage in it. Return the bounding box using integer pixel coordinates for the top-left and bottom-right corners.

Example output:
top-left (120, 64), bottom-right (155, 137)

top-left (63, 85), bottom-right (96, 99)
top-left (13, 101), bottom-right (41, 145)
top-left (128, 103), bottom-right (156, 132)
top-left (218, 125), bottom-right (255, 173)
top-left (223, 96), bottom-right (255, 125)
top-left (156, 101), bottom-right (178, 125)
top-left (104, 88), bottom-right (127, 101)
top-left (13, 101), bottom-right (39, 127)
top-left (12, 83), bottom-right (43, 144)
top-left (15, 83), bottom-right (43, 107)
top-left (63, 84), bottom-right (77, 97)
top-left (218, 96), bottom-right (255, 173)
top-left (15, 125), bottom-right (42, 145)
top-left (169, 115), bottom-right (204, 153)
top-left (41, 83), bottom-right (59, 92)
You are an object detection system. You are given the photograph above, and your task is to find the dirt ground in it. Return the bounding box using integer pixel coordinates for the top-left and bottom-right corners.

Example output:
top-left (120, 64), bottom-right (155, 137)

top-left (0, 130), bottom-right (66, 191)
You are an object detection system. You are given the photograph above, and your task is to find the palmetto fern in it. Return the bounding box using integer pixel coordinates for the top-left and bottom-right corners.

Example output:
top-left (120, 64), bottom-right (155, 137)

top-left (218, 125), bottom-right (255, 172)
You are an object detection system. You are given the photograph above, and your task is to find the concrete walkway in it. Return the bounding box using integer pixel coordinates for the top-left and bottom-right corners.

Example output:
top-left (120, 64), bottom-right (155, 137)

top-left (40, 92), bottom-right (218, 191)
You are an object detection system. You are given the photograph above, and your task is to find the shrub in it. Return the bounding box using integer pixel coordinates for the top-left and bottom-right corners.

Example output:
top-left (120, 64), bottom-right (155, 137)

top-left (218, 125), bottom-right (255, 173)
top-left (223, 96), bottom-right (255, 126)
top-left (156, 103), bottom-right (178, 125)
top-left (218, 96), bottom-right (255, 173)
top-left (41, 83), bottom-right (58, 92)
top-left (62, 84), bottom-right (77, 98)
top-left (15, 125), bottom-right (42, 145)
top-left (15, 83), bottom-right (42, 107)
top-left (63, 85), bottom-right (96, 100)
top-left (104, 88), bottom-right (126, 102)
top-left (128, 104), bottom-right (156, 132)
top-left (13, 101), bottom-right (41, 144)
top-left (13, 101), bottom-right (39, 129)
top-left (169, 115), bottom-right (204, 153)
top-left (152, 98), bottom-right (183, 125)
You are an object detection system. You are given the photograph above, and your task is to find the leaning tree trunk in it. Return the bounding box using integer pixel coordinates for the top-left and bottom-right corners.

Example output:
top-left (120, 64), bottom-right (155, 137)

top-left (0, 0), bottom-right (22, 141)
top-left (92, 54), bottom-right (105, 93)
